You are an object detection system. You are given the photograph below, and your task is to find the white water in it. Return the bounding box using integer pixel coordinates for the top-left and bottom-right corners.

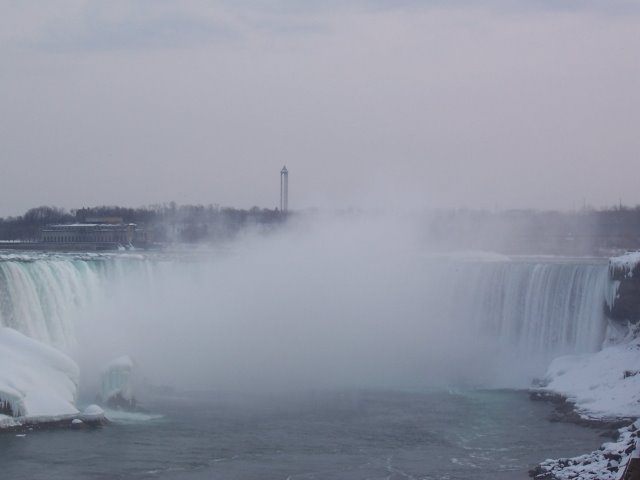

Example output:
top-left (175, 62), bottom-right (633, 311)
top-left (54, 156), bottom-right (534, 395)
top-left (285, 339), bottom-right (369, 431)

top-left (0, 257), bottom-right (99, 350)
top-left (0, 252), bottom-right (611, 389)
top-left (444, 260), bottom-right (609, 356)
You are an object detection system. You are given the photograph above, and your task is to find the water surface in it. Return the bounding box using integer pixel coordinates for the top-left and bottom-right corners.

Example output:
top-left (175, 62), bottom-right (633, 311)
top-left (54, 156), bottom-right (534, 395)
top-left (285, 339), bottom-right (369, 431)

top-left (0, 389), bottom-right (603, 479)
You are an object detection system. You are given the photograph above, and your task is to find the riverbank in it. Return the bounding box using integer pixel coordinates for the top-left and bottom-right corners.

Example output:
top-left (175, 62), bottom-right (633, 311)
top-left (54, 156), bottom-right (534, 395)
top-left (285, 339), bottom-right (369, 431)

top-left (530, 334), bottom-right (640, 479)
top-left (530, 421), bottom-right (638, 480)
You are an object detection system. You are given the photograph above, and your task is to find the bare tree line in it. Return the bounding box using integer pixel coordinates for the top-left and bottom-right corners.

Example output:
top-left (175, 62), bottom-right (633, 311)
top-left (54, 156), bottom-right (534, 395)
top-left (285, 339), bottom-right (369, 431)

top-left (0, 203), bottom-right (287, 244)
top-left (1, 203), bottom-right (640, 254)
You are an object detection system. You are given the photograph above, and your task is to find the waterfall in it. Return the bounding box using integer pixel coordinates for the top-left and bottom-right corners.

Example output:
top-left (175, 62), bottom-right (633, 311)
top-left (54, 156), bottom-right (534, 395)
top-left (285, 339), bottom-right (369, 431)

top-left (0, 254), bottom-right (611, 363)
top-left (442, 260), bottom-right (610, 358)
top-left (0, 254), bottom-right (155, 351)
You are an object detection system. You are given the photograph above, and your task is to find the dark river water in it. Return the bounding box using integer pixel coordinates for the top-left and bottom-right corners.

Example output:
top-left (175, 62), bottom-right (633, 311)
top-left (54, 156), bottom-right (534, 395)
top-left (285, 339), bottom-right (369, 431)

top-left (0, 389), bottom-right (603, 480)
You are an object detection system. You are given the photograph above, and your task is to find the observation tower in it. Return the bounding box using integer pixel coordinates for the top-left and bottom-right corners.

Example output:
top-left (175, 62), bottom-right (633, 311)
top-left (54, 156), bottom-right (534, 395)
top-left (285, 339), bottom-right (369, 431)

top-left (280, 166), bottom-right (288, 212)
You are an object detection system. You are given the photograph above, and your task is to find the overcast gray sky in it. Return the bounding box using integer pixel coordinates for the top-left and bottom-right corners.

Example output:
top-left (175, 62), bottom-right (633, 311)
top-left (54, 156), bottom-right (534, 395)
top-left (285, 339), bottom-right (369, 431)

top-left (1, 0), bottom-right (638, 216)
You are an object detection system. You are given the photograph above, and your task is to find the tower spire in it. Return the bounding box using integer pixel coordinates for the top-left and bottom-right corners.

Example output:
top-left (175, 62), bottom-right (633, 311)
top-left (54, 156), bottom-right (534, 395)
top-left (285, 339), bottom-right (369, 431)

top-left (280, 166), bottom-right (288, 213)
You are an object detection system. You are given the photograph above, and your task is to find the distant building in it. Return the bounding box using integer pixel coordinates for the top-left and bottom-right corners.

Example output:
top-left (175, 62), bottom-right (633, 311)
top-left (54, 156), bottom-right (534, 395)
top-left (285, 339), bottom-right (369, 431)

top-left (40, 223), bottom-right (147, 248)
top-left (84, 216), bottom-right (125, 224)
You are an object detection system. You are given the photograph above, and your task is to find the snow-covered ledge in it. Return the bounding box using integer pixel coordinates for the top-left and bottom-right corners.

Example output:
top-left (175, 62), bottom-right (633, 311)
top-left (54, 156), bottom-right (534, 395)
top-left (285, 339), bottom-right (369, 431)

top-left (0, 327), bottom-right (104, 430)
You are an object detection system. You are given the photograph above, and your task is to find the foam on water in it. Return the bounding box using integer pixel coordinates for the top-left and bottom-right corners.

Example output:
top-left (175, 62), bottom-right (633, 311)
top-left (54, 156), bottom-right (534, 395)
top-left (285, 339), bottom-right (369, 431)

top-left (102, 409), bottom-right (165, 424)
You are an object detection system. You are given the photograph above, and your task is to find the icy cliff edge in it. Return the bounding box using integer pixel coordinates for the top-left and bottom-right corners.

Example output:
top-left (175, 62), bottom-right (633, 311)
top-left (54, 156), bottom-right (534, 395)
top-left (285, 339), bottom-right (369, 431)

top-left (610, 252), bottom-right (640, 279)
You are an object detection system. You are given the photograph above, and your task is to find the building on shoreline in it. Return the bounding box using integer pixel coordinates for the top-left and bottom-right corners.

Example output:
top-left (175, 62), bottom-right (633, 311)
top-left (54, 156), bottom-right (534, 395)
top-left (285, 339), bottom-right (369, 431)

top-left (40, 223), bottom-right (137, 245)
top-left (34, 220), bottom-right (149, 250)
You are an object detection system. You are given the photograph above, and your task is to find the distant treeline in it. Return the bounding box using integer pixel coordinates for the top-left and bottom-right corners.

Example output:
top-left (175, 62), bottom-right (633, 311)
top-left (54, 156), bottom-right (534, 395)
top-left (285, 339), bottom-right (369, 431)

top-left (0, 204), bottom-right (287, 244)
top-left (424, 205), bottom-right (640, 255)
top-left (2, 203), bottom-right (640, 254)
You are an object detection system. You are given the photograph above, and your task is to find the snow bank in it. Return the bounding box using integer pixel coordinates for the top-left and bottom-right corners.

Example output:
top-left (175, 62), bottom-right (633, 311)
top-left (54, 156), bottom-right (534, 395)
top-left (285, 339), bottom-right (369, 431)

top-left (610, 252), bottom-right (640, 279)
top-left (533, 337), bottom-right (640, 479)
top-left (0, 327), bottom-right (79, 425)
top-left (541, 337), bottom-right (640, 419)
top-left (533, 421), bottom-right (639, 480)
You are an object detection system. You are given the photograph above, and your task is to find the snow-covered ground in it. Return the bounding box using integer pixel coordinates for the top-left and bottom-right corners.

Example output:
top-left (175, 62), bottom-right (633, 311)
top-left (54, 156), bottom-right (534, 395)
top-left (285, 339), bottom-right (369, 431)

top-left (533, 333), bottom-right (640, 479)
top-left (533, 421), bottom-right (639, 480)
top-left (0, 327), bottom-right (80, 428)
top-left (541, 336), bottom-right (640, 420)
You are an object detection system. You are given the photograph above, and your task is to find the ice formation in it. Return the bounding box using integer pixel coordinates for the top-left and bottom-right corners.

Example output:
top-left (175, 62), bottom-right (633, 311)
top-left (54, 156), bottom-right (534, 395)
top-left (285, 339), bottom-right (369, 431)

top-left (101, 355), bottom-right (137, 409)
top-left (80, 404), bottom-right (105, 421)
top-left (609, 251), bottom-right (640, 279)
top-left (0, 327), bottom-right (79, 427)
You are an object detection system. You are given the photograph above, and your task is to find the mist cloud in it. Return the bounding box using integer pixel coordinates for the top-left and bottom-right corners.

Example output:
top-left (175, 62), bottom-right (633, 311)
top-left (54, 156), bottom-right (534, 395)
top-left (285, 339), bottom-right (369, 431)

top-left (74, 215), bottom-right (546, 396)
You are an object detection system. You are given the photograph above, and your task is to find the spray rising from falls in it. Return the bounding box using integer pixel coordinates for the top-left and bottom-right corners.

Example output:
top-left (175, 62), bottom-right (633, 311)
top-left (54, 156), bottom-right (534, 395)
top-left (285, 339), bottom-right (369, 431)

top-left (0, 249), bottom-right (613, 390)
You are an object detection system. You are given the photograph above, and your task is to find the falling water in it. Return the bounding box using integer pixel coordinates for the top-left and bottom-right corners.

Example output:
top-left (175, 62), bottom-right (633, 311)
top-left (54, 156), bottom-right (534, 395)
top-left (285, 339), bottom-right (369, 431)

top-left (0, 254), bottom-right (611, 368)
top-left (444, 260), bottom-right (609, 356)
